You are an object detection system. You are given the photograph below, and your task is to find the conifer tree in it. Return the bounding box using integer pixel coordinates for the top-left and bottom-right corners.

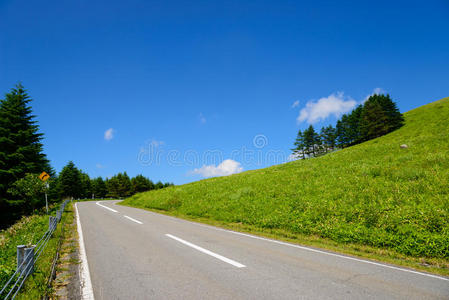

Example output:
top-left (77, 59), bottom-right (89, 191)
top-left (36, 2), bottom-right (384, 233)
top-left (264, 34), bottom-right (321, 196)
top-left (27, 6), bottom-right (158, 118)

top-left (92, 177), bottom-right (107, 198)
top-left (131, 174), bottom-right (154, 194)
top-left (291, 130), bottom-right (305, 159)
top-left (58, 161), bottom-right (82, 199)
top-left (0, 84), bottom-right (52, 226)
top-left (0, 84), bottom-right (51, 199)
top-left (360, 100), bottom-right (389, 141)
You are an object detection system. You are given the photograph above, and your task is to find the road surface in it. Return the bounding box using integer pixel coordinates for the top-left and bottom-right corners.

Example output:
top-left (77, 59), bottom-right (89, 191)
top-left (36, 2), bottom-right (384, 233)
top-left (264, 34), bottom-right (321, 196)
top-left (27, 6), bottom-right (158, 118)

top-left (76, 200), bottom-right (449, 299)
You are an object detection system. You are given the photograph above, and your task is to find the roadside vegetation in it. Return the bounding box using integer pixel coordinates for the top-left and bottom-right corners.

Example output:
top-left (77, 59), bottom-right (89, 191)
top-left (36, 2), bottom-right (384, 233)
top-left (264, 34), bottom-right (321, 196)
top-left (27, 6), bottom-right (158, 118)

top-left (0, 83), bottom-right (172, 229)
top-left (122, 97), bottom-right (449, 275)
top-left (0, 203), bottom-right (72, 299)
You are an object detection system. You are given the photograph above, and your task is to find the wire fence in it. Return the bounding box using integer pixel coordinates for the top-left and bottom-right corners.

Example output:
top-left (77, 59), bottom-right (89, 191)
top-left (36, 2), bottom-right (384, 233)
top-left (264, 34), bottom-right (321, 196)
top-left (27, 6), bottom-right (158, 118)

top-left (0, 199), bottom-right (70, 300)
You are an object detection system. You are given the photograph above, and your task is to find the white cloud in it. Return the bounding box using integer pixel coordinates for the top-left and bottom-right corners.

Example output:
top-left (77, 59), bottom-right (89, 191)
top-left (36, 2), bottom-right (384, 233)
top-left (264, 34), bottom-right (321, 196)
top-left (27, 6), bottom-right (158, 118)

top-left (191, 159), bottom-right (243, 178)
top-left (291, 100), bottom-right (300, 108)
top-left (297, 92), bottom-right (356, 124)
top-left (104, 128), bottom-right (114, 141)
top-left (363, 87), bottom-right (386, 102)
top-left (199, 113), bottom-right (206, 124)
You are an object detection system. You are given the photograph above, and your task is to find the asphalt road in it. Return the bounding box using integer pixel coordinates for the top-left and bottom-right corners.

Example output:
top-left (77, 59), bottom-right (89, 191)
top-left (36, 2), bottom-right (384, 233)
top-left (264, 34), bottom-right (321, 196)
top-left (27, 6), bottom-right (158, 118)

top-left (76, 200), bottom-right (449, 300)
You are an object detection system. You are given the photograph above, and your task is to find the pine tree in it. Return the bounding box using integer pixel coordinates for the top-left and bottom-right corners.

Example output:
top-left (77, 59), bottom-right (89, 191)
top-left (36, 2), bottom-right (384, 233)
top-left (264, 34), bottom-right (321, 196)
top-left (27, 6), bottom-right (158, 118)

top-left (131, 175), bottom-right (154, 194)
top-left (321, 125), bottom-right (337, 152)
top-left (58, 161), bottom-right (82, 199)
top-left (369, 94), bottom-right (404, 133)
top-left (360, 100), bottom-right (389, 141)
top-left (92, 177), bottom-right (107, 198)
top-left (347, 105), bottom-right (363, 145)
top-left (303, 125), bottom-right (318, 157)
top-left (0, 84), bottom-right (51, 199)
top-left (291, 130), bottom-right (305, 159)
top-left (80, 171), bottom-right (92, 199)
top-left (336, 115), bottom-right (351, 148)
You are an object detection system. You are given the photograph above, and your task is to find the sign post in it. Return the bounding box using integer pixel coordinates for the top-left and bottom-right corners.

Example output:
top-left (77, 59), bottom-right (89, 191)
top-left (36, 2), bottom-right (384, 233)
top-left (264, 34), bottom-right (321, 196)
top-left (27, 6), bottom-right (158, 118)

top-left (39, 172), bottom-right (51, 214)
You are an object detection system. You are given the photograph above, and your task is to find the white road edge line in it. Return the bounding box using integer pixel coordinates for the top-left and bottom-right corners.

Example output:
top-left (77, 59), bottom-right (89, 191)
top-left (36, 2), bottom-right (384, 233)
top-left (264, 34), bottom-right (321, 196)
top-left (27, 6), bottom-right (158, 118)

top-left (165, 234), bottom-right (246, 268)
top-left (96, 201), bottom-right (118, 213)
top-left (124, 215), bottom-right (143, 224)
top-left (194, 223), bottom-right (449, 282)
top-left (75, 203), bottom-right (95, 300)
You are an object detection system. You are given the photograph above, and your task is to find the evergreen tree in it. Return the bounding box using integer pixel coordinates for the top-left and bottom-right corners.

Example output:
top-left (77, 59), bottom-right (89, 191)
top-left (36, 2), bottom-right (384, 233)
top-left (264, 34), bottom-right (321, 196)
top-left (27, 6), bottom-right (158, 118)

top-left (303, 125), bottom-right (318, 157)
top-left (360, 100), bottom-right (389, 141)
top-left (58, 161), bottom-right (82, 199)
top-left (347, 105), bottom-right (363, 145)
top-left (336, 115), bottom-right (351, 148)
top-left (0, 84), bottom-right (51, 201)
top-left (291, 130), bottom-right (305, 159)
top-left (154, 181), bottom-right (164, 189)
top-left (80, 171), bottom-right (92, 199)
top-left (92, 177), bottom-right (107, 198)
top-left (106, 176), bottom-right (119, 198)
top-left (321, 125), bottom-right (337, 152)
top-left (107, 172), bottom-right (132, 198)
top-left (366, 94), bottom-right (404, 134)
top-left (131, 175), bottom-right (154, 194)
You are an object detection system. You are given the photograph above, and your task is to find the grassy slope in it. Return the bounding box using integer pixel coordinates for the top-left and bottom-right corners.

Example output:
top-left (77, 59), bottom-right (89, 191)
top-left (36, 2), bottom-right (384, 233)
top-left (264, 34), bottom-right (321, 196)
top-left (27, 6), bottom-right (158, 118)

top-left (122, 97), bottom-right (449, 274)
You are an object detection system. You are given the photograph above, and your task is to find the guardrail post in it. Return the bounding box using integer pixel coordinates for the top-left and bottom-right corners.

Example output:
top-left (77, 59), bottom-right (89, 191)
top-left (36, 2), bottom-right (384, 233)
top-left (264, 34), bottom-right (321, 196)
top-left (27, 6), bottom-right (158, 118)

top-left (24, 246), bottom-right (35, 276)
top-left (49, 216), bottom-right (55, 230)
top-left (17, 245), bottom-right (25, 274)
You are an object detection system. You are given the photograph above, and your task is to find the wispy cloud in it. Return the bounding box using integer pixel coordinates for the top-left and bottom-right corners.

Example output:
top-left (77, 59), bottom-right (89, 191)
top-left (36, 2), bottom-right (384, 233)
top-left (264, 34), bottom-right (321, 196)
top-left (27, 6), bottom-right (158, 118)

top-left (199, 113), bottom-right (206, 124)
top-left (96, 163), bottom-right (105, 169)
top-left (291, 100), bottom-right (300, 108)
top-left (191, 159), bottom-right (243, 178)
top-left (104, 128), bottom-right (114, 141)
top-left (363, 87), bottom-right (386, 102)
top-left (297, 92), bottom-right (356, 124)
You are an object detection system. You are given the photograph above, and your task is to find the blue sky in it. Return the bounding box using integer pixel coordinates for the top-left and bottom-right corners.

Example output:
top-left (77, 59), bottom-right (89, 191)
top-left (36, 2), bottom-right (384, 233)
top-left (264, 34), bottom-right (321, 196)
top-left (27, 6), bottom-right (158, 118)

top-left (1, 0), bottom-right (448, 184)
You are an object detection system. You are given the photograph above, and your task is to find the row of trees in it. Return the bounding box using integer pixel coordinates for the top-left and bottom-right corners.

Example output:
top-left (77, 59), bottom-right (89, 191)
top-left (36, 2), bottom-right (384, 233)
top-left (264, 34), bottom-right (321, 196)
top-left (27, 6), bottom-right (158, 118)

top-left (292, 94), bottom-right (404, 159)
top-left (57, 161), bottom-right (173, 199)
top-left (0, 84), bottom-right (172, 228)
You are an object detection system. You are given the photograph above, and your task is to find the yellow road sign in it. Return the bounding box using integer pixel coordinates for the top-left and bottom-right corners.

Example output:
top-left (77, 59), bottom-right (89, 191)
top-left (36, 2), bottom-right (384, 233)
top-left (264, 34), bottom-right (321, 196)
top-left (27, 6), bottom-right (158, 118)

top-left (39, 171), bottom-right (50, 182)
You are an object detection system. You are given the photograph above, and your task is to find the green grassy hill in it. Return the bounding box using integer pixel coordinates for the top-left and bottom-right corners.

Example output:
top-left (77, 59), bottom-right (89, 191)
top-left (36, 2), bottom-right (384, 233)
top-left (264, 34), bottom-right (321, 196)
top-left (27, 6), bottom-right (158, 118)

top-left (122, 97), bottom-right (449, 274)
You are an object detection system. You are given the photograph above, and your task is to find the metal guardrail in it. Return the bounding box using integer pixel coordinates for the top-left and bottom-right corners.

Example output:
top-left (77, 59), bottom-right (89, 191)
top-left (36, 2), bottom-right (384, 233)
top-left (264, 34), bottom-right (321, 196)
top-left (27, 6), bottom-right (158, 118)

top-left (0, 199), bottom-right (70, 300)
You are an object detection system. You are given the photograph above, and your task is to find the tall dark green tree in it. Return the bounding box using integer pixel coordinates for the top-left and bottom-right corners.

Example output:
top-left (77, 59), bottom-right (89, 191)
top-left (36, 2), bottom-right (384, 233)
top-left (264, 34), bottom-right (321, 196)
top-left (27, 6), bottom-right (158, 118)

top-left (0, 84), bottom-right (52, 226)
top-left (303, 125), bottom-right (319, 157)
top-left (58, 161), bottom-right (82, 199)
top-left (80, 171), bottom-right (92, 199)
top-left (360, 100), bottom-right (389, 141)
top-left (92, 177), bottom-right (107, 198)
top-left (347, 104), bottom-right (363, 145)
top-left (361, 94), bottom-right (404, 141)
top-left (320, 125), bottom-right (337, 152)
top-left (291, 130), bottom-right (305, 159)
top-left (107, 172), bottom-right (132, 198)
top-left (131, 174), bottom-right (154, 194)
top-left (336, 115), bottom-right (351, 148)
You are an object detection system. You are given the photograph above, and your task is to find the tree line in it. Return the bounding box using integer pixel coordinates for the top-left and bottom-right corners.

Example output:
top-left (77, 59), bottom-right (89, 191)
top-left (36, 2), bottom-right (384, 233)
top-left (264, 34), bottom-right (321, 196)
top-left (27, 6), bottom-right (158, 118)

top-left (57, 161), bottom-right (173, 199)
top-left (0, 84), bottom-right (172, 228)
top-left (292, 94), bottom-right (404, 159)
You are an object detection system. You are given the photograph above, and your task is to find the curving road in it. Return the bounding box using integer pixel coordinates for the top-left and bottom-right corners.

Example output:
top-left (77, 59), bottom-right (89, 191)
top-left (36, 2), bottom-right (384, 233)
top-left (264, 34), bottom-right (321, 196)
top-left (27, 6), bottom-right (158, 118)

top-left (76, 200), bottom-right (449, 300)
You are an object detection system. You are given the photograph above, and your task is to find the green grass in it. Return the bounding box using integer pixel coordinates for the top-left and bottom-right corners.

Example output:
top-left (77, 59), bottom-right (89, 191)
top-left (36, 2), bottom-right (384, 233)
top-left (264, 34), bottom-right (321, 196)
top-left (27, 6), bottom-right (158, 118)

top-left (121, 97), bottom-right (449, 275)
top-left (0, 203), bottom-right (72, 299)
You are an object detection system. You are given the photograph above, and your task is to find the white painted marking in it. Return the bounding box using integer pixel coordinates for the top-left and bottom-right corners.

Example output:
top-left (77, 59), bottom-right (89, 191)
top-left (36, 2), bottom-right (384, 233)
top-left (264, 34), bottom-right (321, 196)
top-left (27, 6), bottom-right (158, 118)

top-left (96, 201), bottom-right (118, 213)
top-left (124, 215), bottom-right (143, 224)
top-left (166, 234), bottom-right (246, 268)
top-left (193, 223), bottom-right (449, 282)
top-left (75, 203), bottom-right (95, 300)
